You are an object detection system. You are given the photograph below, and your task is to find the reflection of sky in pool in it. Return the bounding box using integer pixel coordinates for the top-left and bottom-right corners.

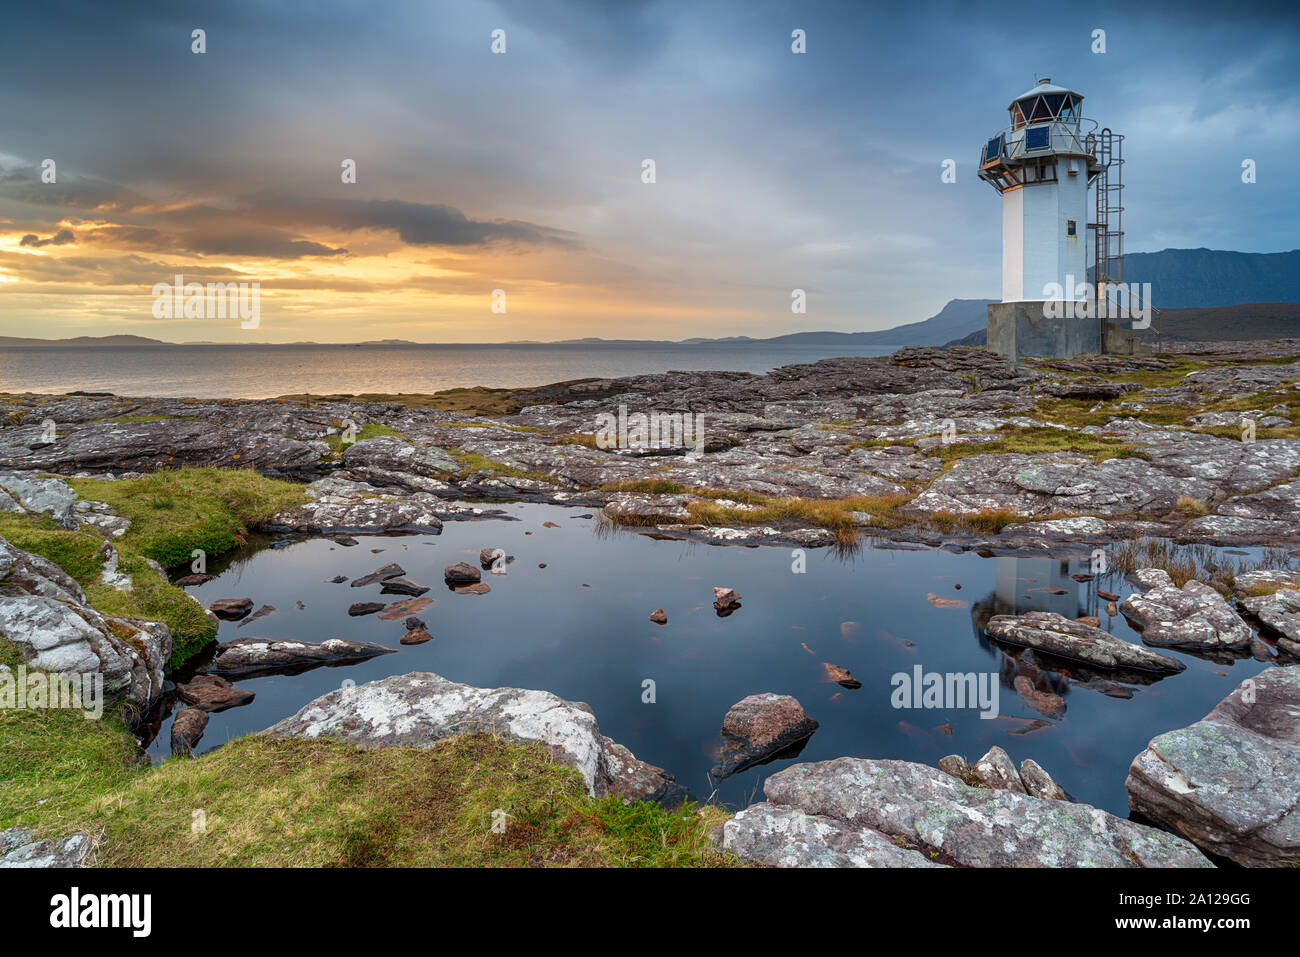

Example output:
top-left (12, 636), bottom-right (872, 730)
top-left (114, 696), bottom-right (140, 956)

top-left (148, 502), bottom-right (1276, 816)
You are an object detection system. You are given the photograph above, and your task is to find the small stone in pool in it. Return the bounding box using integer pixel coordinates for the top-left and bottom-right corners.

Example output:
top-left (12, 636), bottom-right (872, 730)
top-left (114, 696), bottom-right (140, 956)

top-left (209, 598), bottom-right (253, 620)
top-left (325, 575), bottom-right (348, 583)
top-left (404, 616), bottom-right (426, 630)
top-left (400, 628), bottom-right (433, 645)
top-left (174, 573), bottom-right (214, 587)
top-left (649, 608), bottom-right (668, 624)
top-left (348, 602), bottom-right (386, 616)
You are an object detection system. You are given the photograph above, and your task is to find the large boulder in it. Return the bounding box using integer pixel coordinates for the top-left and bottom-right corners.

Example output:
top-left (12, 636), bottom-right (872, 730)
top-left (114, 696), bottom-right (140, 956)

top-left (728, 757), bottom-right (1211, 868)
top-left (1119, 570), bottom-right (1254, 652)
top-left (264, 672), bottom-right (684, 805)
top-left (984, 611), bottom-right (1185, 674)
top-left (0, 536), bottom-right (170, 707)
top-left (1126, 667), bottom-right (1300, 866)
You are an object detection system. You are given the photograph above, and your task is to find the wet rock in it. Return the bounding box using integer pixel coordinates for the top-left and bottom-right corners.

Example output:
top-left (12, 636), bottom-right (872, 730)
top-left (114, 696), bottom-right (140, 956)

top-left (0, 536), bottom-right (170, 707)
top-left (985, 611), bottom-right (1185, 674)
top-left (379, 577), bottom-right (429, 597)
top-left (444, 562), bottom-right (481, 584)
top-left (325, 575), bottom-right (349, 584)
top-left (713, 586), bottom-right (741, 609)
top-left (347, 602), bottom-right (387, 616)
top-left (711, 693), bottom-right (818, 779)
top-left (648, 608), bottom-right (668, 624)
top-left (453, 582), bottom-right (491, 595)
top-left (173, 573), bottom-right (214, 587)
top-left (209, 597), bottom-right (253, 621)
top-left (479, 547), bottom-right (505, 568)
top-left (823, 662), bottom-right (861, 689)
top-left (1127, 668), bottom-right (1300, 866)
top-left (327, 535), bottom-right (359, 547)
top-left (1119, 570), bottom-right (1253, 651)
top-left (0, 827), bottom-right (93, 868)
top-left (204, 637), bottom-right (394, 679)
top-left (265, 671), bottom-right (682, 803)
top-left (170, 707), bottom-right (210, 756)
top-left (376, 597), bottom-right (432, 620)
top-left (400, 627), bottom-right (433, 645)
top-left (403, 616), bottom-right (426, 630)
top-left (762, 757), bottom-right (1211, 867)
top-left (350, 562), bottom-right (406, 587)
top-left (177, 674), bottom-right (256, 712)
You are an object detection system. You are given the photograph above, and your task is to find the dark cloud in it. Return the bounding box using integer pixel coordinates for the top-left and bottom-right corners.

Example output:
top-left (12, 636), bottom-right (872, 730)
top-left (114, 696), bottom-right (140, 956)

top-left (19, 228), bottom-right (75, 248)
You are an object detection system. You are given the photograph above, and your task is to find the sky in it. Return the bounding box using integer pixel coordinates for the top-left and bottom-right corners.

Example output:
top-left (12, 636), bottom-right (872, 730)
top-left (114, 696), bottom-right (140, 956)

top-left (0, 0), bottom-right (1296, 343)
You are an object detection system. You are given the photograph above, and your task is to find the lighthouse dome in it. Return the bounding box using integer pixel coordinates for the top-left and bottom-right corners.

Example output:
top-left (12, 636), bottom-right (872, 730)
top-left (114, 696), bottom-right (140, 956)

top-left (1007, 77), bottom-right (1084, 126)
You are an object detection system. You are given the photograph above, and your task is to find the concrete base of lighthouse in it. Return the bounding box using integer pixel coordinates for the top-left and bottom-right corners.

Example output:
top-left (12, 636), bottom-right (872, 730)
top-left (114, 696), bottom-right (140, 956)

top-left (986, 301), bottom-right (1149, 360)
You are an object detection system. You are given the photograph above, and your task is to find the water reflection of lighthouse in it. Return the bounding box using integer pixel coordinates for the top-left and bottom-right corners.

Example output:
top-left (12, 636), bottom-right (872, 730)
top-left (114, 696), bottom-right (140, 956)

top-left (995, 556), bottom-right (1077, 616)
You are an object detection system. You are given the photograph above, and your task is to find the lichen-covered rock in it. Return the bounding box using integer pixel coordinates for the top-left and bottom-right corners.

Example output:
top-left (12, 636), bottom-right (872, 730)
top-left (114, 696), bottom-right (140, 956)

top-left (0, 472), bottom-right (80, 528)
top-left (0, 828), bottom-right (93, 868)
top-left (1239, 588), bottom-right (1300, 655)
top-left (264, 672), bottom-right (682, 804)
top-left (0, 536), bottom-right (170, 707)
top-left (711, 693), bottom-right (818, 779)
top-left (968, 746), bottom-right (1025, 793)
top-left (266, 477), bottom-right (445, 534)
top-left (1119, 570), bottom-right (1254, 651)
top-left (203, 637), bottom-right (394, 679)
top-left (762, 757), bottom-right (1211, 867)
top-left (1126, 667), bottom-right (1300, 866)
top-left (985, 610), bottom-right (1185, 674)
top-left (721, 803), bottom-right (946, 868)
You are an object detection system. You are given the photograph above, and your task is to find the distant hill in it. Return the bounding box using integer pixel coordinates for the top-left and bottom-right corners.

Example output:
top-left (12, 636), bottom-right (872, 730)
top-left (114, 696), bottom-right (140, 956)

top-left (947, 302), bottom-right (1300, 346)
top-left (761, 298), bottom-right (997, 347)
top-left (0, 334), bottom-right (167, 347)
top-left (1099, 248), bottom-right (1300, 309)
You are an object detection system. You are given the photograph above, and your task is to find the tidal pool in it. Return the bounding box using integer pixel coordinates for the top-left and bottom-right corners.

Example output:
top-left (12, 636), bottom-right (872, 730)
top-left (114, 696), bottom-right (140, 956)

top-left (151, 502), bottom-right (1277, 816)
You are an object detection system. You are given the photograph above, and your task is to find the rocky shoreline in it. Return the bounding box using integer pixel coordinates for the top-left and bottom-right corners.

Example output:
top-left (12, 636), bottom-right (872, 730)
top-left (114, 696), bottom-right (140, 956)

top-left (4, 340), bottom-right (1300, 867)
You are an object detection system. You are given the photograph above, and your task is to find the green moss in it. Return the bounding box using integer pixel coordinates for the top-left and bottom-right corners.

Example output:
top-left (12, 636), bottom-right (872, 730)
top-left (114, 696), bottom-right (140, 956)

top-left (66, 468), bottom-right (308, 567)
top-left (0, 514), bottom-right (106, 584)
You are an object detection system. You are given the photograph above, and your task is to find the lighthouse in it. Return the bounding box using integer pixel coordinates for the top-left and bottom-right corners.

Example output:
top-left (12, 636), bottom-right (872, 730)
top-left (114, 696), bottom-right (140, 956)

top-left (979, 76), bottom-right (1146, 358)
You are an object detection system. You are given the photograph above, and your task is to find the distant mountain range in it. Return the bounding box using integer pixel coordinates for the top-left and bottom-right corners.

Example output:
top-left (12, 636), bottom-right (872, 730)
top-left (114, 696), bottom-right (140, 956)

top-left (4, 248), bottom-right (1296, 350)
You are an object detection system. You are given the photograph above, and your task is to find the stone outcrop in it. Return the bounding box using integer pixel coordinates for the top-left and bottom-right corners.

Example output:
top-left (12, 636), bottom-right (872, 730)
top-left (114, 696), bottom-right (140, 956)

top-left (985, 611), bottom-right (1185, 674)
top-left (264, 672), bottom-right (685, 805)
top-left (203, 637), bottom-right (394, 679)
top-left (1239, 588), bottom-right (1300, 656)
top-left (722, 756), bottom-right (1211, 868)
top-left (1119, 570), bottom-right (1254, 652)
top-left (0, 536), bottom-right (170, 707)
top-left (1126, 667), bottom-right (1300, 866)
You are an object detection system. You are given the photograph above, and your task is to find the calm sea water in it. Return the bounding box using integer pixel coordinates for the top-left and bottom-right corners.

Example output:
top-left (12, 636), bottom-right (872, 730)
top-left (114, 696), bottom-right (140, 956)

top-left (147, 502), bottom-right (1272, 816)
top-left (0, 343), bottom-right (895, 399)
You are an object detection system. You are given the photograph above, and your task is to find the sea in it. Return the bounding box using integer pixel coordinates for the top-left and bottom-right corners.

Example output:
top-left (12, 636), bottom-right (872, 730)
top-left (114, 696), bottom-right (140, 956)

top-left (0, 342), bottom-right (897, 399)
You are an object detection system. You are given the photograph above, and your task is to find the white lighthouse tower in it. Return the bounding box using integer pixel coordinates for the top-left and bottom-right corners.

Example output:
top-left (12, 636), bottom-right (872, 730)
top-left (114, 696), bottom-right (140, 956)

top-left (979, 76), bottom-right (1145, 358)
